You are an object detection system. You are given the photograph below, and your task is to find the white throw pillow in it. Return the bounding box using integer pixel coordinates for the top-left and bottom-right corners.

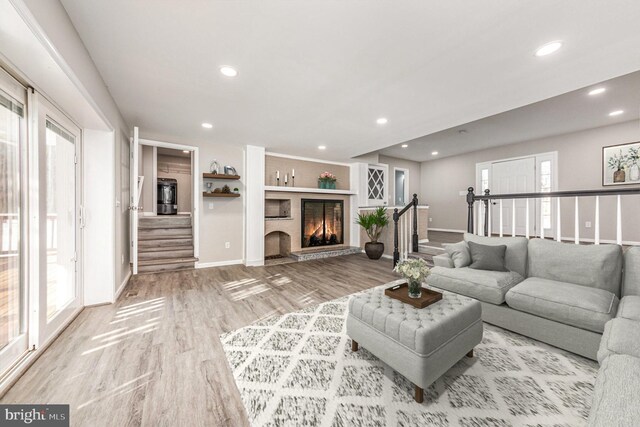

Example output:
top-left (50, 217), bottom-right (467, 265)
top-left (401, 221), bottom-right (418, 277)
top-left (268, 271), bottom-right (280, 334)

top-left (443, 241), bottom-right (471, 268)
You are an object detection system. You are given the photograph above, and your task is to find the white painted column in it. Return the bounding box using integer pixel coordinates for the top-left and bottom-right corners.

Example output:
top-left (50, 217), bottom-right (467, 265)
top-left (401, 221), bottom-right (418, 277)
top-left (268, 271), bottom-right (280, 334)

top-left (245, 145), bottom-right (265, 266)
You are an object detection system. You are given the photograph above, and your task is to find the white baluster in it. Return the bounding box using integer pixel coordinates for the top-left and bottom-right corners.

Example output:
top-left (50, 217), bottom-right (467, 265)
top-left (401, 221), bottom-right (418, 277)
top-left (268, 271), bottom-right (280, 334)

top-left (404, 213), bottom-right (408, 259)
top-left (400, 215), bottom-right (405, 261)
top-left (540, 198), bottom-right (545, 239)
top-left (574, 197), bottom-right (579, 244)
top-left (477, 203), bottom-right (483, 236)
top-left (617, 195), bottom-right (622, 245)
top-left (525, 198), bottom-right (530, 239)
top-left (556, 198), bottom-right (562, 242)
top-left (488, 202), bottom-right (492, 236)
top-left (512, 199), bottom-right (516, 237)
top-left (408, 209), bottom-right (413, 254)
top-left (499, 200), bottom-right (503, 237)
top-left (595, 196), bottom-right (600, 245)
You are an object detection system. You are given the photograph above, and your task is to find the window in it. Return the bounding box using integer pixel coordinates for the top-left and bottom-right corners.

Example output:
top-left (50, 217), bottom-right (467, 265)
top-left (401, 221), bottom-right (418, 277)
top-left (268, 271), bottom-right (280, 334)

top-left (481, 168), bottom-right (489, 192)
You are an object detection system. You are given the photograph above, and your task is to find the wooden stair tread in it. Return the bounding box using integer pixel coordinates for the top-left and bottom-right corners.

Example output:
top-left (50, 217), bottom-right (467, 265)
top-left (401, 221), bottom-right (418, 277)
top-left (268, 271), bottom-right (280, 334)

top-left (138, 224), bottom-right (192, 230)
top-left (138, 257), bottom-right (198, 266)
top-left (139, 234), bottom-right (192, 241)
top-left (138, 245), bottom-right (194, 253)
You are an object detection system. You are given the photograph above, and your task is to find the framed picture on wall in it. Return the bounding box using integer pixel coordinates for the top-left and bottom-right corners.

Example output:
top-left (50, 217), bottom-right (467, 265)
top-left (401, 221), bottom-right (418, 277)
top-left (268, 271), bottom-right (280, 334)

top-left (602, 141), bottom-right (640, 186)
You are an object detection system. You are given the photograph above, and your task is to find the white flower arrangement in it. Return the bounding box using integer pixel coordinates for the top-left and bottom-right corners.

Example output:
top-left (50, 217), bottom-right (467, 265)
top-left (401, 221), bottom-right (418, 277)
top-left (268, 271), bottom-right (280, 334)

top-left (394, 258), bottom-right (431, 283)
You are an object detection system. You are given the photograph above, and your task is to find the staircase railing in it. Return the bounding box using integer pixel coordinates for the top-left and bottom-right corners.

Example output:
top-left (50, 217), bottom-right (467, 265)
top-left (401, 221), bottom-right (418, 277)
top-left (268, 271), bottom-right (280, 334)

top-left (393, 194), bottom-right (419, 267)
top-left (466, 186), bottom-right (640, 244)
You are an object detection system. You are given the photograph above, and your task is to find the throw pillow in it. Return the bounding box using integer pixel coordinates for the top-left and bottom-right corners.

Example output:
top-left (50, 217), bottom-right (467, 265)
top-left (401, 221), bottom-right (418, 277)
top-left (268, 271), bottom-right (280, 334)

top-left (468, 241), bottom-right (508, 272)
top-left (443, 241), bottom-right (471, 268)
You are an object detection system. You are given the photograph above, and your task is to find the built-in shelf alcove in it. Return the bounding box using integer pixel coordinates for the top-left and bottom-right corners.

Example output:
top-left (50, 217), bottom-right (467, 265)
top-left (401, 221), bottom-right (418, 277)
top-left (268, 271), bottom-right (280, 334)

top-left (265, 198), bottom-right (291, 219)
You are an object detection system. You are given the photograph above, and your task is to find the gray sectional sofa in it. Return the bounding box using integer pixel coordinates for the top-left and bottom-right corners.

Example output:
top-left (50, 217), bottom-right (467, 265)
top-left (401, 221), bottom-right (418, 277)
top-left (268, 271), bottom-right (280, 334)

top-left (426, 234), bottom-right (640, 426)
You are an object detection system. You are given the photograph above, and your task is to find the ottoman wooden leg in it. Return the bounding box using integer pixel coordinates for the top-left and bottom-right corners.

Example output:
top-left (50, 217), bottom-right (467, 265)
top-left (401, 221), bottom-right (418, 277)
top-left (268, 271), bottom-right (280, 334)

top-left (466, 349), bottom-right (474, 358)
top-left (351, 340), bottom-right (358, 352)
top-left (415, 385), bottom-right (424, 403)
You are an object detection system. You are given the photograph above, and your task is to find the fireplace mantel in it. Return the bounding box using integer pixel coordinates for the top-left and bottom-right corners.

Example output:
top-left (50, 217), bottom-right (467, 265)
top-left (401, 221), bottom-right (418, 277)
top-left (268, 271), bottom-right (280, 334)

top-left (264, 185), bottom-right (356, 195)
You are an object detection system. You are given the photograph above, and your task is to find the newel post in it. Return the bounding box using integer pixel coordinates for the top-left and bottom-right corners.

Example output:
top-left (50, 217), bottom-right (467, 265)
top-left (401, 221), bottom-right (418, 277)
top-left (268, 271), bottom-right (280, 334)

top-left (466, 187), bottom-right (475, 233)
top-left (483, 189), bottom-right (490, 237)
top-left (392, 208), bottom-right (400, 267)
top-left (411, 194), bottom-right (419, 253)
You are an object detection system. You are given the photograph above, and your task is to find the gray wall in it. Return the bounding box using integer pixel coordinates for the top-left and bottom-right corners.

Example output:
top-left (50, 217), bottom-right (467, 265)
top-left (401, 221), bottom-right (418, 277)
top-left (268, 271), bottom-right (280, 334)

top-left (420, 120), bottom-right (640, 243)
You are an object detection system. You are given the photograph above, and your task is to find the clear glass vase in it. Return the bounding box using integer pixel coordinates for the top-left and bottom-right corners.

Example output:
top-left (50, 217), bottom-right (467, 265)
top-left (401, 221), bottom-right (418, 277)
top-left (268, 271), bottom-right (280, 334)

top-left (408, 280), bottom-right (422, 299)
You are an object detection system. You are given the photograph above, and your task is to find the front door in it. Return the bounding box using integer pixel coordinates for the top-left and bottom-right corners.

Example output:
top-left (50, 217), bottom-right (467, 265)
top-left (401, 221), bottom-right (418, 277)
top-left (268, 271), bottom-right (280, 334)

top-left (491, 157), bottom-right (536, 236)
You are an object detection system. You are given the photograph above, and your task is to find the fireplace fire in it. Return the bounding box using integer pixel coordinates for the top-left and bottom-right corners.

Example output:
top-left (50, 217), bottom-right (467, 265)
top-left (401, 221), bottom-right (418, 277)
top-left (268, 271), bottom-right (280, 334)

top-left (301, 199), bottom-right (344, 248)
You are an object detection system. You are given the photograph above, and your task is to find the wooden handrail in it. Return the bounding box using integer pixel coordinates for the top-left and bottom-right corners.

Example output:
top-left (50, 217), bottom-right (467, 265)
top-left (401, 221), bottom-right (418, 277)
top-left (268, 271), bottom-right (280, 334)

top-left (393, 194), bottom-right (419, 267)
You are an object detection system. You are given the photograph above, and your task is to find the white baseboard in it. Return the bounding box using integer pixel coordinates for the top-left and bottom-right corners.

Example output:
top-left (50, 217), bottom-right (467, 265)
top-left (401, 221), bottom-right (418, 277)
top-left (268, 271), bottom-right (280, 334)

top-left (196, 259), bottom-right (244, 269)
top-left (245, 259), bottom-right (265, 267)
top-left (429, 227), bottom-right (466, 233)
top-left (114, 269), bottom-right (132, 302)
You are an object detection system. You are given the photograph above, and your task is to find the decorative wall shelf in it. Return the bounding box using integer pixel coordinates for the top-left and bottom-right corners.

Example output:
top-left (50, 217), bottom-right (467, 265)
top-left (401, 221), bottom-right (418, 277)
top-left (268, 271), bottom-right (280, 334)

top-left (203, 173), bottom-right (240, 180)
top-left (202, 192), bottom-right (240, 198)
top-left (264, 186), bottom-right (356, 195)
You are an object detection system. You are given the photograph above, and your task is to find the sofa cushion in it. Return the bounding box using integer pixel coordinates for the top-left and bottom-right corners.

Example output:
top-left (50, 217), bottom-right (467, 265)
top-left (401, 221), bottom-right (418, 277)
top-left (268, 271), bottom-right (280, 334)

top-left (527, 239), bottom-right (623, 296)
top-left (617, 295), bottom-right (640, 321)
top-left (468, 241), bottom-right (507, 272)
top-left (433, 253), bottom-right (454, 268)
top-left (443, 241), bottom-right (471, 268)
top-left (588, 354), bottom-right (640, 427)
top-left (623, 246), bottom-right (640, 297)
top-left (597, 318), bottom-right (640, 363)
top-left (464, 233), bottom-right (528, 276)
top-left (505, 277), bottom-right (618, 333)
top-left (426, 266), bottom-right (524, 304)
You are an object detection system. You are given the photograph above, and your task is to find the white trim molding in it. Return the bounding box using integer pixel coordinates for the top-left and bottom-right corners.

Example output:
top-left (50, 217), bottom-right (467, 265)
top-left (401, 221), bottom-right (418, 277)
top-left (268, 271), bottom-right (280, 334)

top-left (196, 259), bottom-right (244, 269)
top-left (265, 151), bottom-right (352, 167)
top-left (114, 270), bottom-right (132, 302)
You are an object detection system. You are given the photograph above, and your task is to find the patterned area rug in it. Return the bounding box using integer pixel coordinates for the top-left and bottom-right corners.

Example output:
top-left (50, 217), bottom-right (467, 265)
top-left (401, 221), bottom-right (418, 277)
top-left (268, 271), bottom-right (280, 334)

top-left (221, 291), bottom-right (598, 426)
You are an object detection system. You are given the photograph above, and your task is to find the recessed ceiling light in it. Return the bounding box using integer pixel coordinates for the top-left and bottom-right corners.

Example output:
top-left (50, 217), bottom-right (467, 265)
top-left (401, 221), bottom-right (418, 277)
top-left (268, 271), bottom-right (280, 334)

top-left (183, 150), bottom-right (190, 154)
top-left (609, 110), bottom-right (624, 117)
top-left (376, 117), bottom-right (388, 125)
top-left (318, 145), bottom-right (326, 150)
top-left (432, 151), bottom-right (439, 156)
top-left (220, 66), bottom-right (238, 77)
top-left (588, 87), bottom-right (606, 96)
top-left (401, 144), bottom-right (408, 148)
top-left (535, 41), bottom-right (562, 57)
top-left (202, 122), bottom-right (213, 129)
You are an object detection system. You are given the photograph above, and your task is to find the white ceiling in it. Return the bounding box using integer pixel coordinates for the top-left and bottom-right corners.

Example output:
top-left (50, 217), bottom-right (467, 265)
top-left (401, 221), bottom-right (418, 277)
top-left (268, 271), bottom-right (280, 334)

top-left (378, 70), bottom-right (640, 161)
top-left (0, 0), bottom-right (108, 130)
top-left (60, 0), bottom-right (640, 161)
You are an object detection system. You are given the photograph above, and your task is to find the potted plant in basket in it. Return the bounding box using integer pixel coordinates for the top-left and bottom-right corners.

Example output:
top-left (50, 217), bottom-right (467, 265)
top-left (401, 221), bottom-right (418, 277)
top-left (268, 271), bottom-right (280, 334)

top-left (608, 150), bottom-right (628, 183)
top-left (356, 207), bottom-right (389, 260)
top-left (394, 258), bottom-right (431, 299)
top-left (318, 171), bottom-right (337, 189)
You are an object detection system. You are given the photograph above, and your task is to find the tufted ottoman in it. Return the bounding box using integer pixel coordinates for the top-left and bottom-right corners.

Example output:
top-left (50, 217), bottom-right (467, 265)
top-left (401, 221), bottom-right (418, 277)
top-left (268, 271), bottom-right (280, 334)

top-left (346, 282), bottom-right (483, 402)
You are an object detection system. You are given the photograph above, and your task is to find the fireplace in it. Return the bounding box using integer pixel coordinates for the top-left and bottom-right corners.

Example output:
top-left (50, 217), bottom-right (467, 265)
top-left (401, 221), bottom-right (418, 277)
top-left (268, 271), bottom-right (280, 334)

top-left (301, 199), bottom-right (344, 248)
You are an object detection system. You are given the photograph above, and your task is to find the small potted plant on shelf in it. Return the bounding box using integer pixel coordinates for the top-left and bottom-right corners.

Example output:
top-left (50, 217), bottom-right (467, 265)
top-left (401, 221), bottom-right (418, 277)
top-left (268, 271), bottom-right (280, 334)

top-left (356, 207), bottom-right (389, 260)
top-left (394, 258), bottom-right (431, 299)
top-left (608, 150), bottom-right (628, 183)
top-left (318, 171), bottom-right (337, 189)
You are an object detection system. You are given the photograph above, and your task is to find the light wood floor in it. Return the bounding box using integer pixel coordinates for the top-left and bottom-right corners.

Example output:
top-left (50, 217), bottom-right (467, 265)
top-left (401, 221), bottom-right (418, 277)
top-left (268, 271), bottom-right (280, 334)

top-left (1, 254), bottom-right (398, 426)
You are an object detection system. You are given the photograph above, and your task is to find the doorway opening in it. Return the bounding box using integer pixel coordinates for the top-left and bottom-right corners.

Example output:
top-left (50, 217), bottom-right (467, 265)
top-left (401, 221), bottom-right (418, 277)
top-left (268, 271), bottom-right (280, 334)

top-left (130, 132), bottom-right (200, 274)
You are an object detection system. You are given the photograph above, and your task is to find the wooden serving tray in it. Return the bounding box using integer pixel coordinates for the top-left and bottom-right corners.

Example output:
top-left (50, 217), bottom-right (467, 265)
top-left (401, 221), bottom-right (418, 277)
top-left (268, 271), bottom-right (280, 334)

top-left (384, 282), bottom-right (443, 309)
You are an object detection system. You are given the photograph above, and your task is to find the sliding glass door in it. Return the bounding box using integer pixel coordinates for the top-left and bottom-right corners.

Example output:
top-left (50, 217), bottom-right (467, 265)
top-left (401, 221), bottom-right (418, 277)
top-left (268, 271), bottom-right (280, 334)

top-left (0, 71), bottom-right (27, 373)
top-left (37, 99), bottom-right (82, 343)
